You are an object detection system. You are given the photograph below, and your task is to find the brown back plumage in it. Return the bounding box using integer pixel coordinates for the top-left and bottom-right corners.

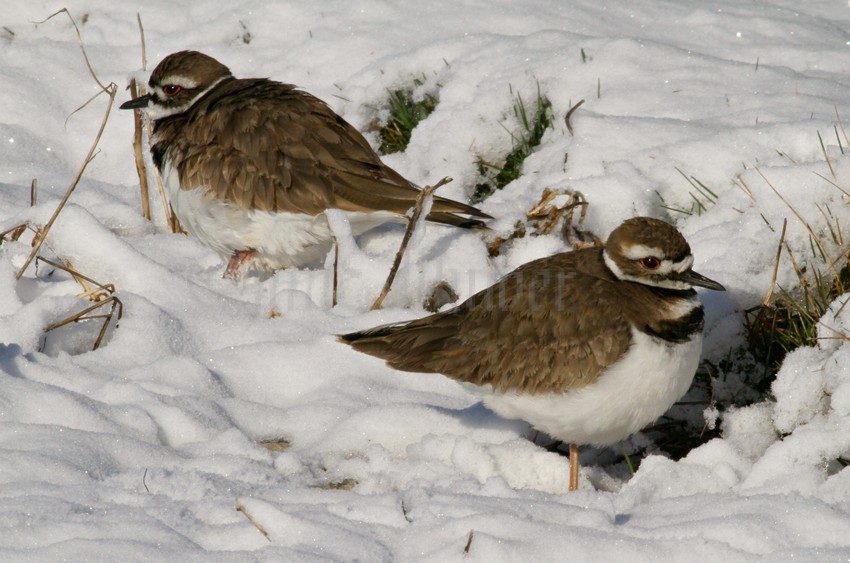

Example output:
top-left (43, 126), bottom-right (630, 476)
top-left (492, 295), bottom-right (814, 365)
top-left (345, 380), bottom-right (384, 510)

top-left (148, 52), bottom-right (489, 226)
top-left (339, 217), bottom-right (714, 395)
top-left (342, 248), bottom-right (698, 394)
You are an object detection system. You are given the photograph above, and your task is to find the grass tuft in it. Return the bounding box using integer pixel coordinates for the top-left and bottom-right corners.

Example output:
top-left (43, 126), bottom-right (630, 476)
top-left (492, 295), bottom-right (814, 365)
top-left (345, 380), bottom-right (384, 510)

top-left (656, 168), bottom-right (718, 216)
top-left (746, 252), bottom-right (850, 380)
top-left (377, 76), bottom-right (438, 155)
top-left (473, 84), bottom-right (554, 202)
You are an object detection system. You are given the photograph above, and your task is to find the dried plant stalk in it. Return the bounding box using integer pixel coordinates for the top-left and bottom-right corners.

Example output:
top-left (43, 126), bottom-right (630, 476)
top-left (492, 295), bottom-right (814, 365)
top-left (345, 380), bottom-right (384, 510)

top-left (15, 82), bottom-right (117, 280)
top-left (0, 224), bottom-right (27, 244)
top-left (37, 257), bottom-right (122, 351)
top-left (43, 295), bottom-right (123, 351)
top-left (488, 188), bottom-right (599, 257)
top-left (564, 98), bottom-right (585, 136)
top-left (331, 235), bottom-right (339, 308)
top-left (129, 78), bottom-right (152, 221)
top-left (762, 219), bottom-right (788, 307)
top-left (371, 177), bottom-right (452, 310)
top-left (463, 531), bottom-right (474, 555)
top-left (235, 500), bottom-right (270, 542)
top-left (36, 257), bottom-right (115, 301)
top-left (17, 9), bottom-right (118, 280)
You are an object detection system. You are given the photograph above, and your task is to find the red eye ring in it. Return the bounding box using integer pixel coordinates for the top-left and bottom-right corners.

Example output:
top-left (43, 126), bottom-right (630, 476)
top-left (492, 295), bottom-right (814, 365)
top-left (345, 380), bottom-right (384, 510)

top-left (640, 256), bottom-right (661, 270)
top-left (162, 85), bottom-right (183, 96)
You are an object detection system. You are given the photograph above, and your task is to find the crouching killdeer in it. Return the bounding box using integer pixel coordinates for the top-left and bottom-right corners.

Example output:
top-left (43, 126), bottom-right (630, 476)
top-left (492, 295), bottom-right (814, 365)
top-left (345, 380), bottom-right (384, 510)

top-left (120, 50), bottom-right (489, 278)
top-left (340, 217), bottom-right (725, 490)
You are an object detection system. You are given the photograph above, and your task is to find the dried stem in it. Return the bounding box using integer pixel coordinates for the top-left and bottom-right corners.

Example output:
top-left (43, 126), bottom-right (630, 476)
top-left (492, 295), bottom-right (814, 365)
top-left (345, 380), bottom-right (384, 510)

top-left (17, 9), bottom-right (117, 279)
top-left (370, 177), bottom-right (452, 310)
top-left (43, 295), bottom-right (123, 351)
top-left (130, 78), bottom-right (152, 221)
top-left (463, 530), bottom-right (474, 555)
top-left (35, 257), bottom-right (115, 301)
top-left (30, 179), bottom-right (37, 206)
top-left (0, 224), bottom-right (28, 244)
top-left (16, 82), bottom-right (117, 280)
top-left (564, 99), bottom-right (585, 136)
top-left (37, 257), bottom-right (122, 351)
top-left (331, 235), bottom-right (339, 307)
top-left (136, 13), bottom-right (147, 70)
top-left (36, 9), bottom-right (106, 90)
top-left (236, 500), bottom-right (270, 542)
top-left (762, 218), bottom-right (788, 307)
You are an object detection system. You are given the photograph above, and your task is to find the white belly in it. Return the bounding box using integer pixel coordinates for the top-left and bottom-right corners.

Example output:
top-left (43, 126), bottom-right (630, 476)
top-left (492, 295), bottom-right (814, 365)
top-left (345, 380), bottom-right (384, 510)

top-left (478, 328), bottom-right (703, 446)
top-left (162, 162), bottom-right (402, 270)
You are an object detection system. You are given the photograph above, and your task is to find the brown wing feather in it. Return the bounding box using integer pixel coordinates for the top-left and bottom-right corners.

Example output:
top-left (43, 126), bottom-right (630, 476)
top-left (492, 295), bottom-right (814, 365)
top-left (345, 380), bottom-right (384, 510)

top-left (170, 79), bottom-right (489, 222)
top-left (340, 248), bottom-right (634, 395)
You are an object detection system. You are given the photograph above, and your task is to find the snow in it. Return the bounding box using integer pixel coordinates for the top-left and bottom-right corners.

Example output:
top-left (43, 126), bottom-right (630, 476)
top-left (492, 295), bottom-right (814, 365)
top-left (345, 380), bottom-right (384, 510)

top-left (2, 0), bottom-right (850, 559)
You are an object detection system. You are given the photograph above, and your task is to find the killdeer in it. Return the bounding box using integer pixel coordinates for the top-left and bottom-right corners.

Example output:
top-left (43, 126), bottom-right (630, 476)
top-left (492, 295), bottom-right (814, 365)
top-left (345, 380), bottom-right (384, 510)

top-left (339, 217), bottom-right (725, 490)
top-left (120, 50), bottom-right (489, 278)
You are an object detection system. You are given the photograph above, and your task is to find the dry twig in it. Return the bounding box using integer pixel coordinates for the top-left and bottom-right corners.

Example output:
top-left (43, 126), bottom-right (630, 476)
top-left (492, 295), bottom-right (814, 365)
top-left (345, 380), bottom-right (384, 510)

top-left (17, 9), bottom-right (117, 280)
top-left (762, 219), bottom-right (788, 307)
top-left (463, 530), bottom-right (474, 555)
top-left (371, 177), bottom-right (452, 310)
top-left (564, 98), bottom-right (585, 136)
top-left (331, 236), bottom-right (340, 307)
top-left (0, 224), bottom-right (27, 244)
top-left (235, 500), bottom-right (270, 542)
top-left (129, 77), bottom-right (152, 221)
top-left (38, 258), bottom-right (122, 351)
top-left (488, 188), bottom-right (599, 257)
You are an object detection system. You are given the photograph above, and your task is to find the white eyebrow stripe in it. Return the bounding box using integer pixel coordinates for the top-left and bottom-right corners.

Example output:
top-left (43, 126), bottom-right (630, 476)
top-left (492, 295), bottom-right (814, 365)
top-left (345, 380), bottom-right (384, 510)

top-left (159, 74), bottom-right (200, 89)
top-left (604, 249), bottom-right (697, 290)
top-left (622, 244), bottom-right (664, 260)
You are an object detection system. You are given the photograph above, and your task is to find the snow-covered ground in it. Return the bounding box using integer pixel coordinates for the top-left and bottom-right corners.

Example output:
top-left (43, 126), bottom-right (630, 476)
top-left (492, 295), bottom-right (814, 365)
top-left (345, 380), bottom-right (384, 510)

top-left (2, 0), bottom-right (850, 560)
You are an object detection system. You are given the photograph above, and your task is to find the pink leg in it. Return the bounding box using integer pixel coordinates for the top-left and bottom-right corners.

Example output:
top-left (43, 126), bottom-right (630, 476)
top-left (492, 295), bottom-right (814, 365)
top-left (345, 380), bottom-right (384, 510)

top-left (224, 249), bottom-right (256, 280)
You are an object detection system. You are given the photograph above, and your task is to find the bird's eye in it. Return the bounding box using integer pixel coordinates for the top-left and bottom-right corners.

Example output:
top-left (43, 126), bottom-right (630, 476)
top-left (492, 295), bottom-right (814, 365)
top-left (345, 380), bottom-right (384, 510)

top-left (640, 256), bottom-right (661, 270)
top-left (162, 85), bottom-right (183, 96)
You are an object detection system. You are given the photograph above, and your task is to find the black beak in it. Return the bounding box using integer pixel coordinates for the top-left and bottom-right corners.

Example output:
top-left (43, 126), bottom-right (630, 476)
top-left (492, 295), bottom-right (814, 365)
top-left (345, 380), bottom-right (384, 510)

top-left (119, 94), bottom-right (153, 110)
top-left (680, 269), bottom-right (725, 291)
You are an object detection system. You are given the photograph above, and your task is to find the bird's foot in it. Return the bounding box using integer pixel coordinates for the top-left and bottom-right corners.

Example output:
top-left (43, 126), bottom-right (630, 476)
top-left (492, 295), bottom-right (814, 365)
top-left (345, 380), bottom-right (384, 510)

top-left (223, 249), bottom-right (256, 280)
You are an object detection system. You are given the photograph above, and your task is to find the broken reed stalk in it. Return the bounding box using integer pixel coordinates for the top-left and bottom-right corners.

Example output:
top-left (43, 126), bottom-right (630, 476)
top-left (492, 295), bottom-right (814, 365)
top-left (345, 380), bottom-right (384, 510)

top-left (36, 256), bottom-right (115, 301)
top-left (130, 12), bottom-right (180, 231)
top-left (30, 179), bottom-right (37, 206)
top-left (130, 78), bottom-right (152, 221)
top-left (18, 8), bottom-right (117, 280)
top-left (0, 224), bottom-right (27, 244)
top-left (235, 500), bottom-right (271, 542)
top-left (487, 188), bottom-right (598, 257)
top-left (43, 295), bottom-right (123, 351)
top-left (331, 235), bottom-right (339, 308)
top-left (136, 12), bottom-right (147, 69)
top-left (36, 257), bottom-right (123, 351)
top-left (463, 530), bottom-right (474, 555)
top-left (16, 82), bottom-right (117, 280)
top-left (370, 176), bottom-right (452, 310)
top-left (564, 98), bottom-right (585, 136)
top-left (762, 219), bottom-right (788, 306)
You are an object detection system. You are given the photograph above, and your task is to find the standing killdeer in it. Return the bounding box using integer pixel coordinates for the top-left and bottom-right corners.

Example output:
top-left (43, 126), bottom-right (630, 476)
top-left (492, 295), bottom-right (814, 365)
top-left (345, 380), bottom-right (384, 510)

top-left (339, 217), bottom-right (725, 490)
top-left (120, 51), bottom-right (489, 278)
